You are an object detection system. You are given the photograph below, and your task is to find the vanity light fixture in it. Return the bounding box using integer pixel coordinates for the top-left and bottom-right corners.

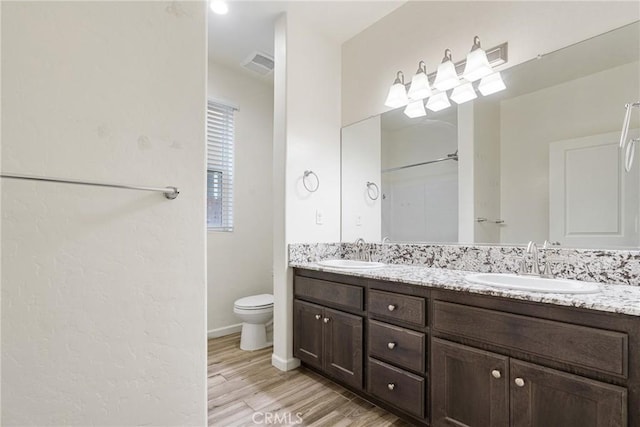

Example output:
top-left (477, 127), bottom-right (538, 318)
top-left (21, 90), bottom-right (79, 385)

top-left (450, 81), bottom-right (478, 104)
top-left (404, 100), bottom-right (427, 118)
top-left (384, 71), bottom-right (409, 108)
top-left (210, 0), bottom-right (229, 15)
top-left (433, 49), bottom-right (460, 91)
top-left (463, 36), bottom-right (493, 82)
top-left (478, 71), bottom-right (506, 96)
top-left (426, 92), bottom-right (451, 112)
top-left (407, 61), bottom-right (432, 100)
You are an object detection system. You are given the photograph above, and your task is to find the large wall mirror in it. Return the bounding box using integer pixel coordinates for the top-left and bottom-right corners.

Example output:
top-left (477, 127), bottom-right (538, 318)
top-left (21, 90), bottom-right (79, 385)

top-left (341, 21), bottom-right (640, 249)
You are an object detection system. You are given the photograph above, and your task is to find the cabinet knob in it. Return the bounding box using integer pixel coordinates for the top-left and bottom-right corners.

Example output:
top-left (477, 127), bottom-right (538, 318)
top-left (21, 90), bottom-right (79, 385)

top-left (387, 342), bottom-right (396, 350)
top-left (315, 314), bottom-right (321, 320)
top-left (491, 369), bottom-right (501, 379)
top-left (387, 304), bottom-right (396, 312)
top-left (387, 383), bottom-right (395, 391)
top-left (514, 378), bottom-right (525, 387)
top-left (323, 317), bottom-right (330, 323)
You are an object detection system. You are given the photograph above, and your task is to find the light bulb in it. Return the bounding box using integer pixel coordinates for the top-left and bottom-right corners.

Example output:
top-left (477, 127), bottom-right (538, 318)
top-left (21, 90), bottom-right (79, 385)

top-left (404, 100), bottom-right (427, 118)
top-left (426, 92), bottom-right (451, 112)
top-left (463, 36), bottom-right (493, 82)
top-left (433, 49), bottom-right (460, 91)
top-left (407, 61), bottom-right (432, 100)
top-left (450, 82), bottom-right (477, 104)
top-left (478, 72), bottom-right (506, 96)
top-left (384, 71), bottom-right (409, 108)
top-left (210, 0), bottom-right (229, 15)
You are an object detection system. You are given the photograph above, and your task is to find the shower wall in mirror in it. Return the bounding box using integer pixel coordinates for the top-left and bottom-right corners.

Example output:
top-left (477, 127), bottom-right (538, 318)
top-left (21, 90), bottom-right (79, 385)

top-left (381, 108), bottom-right (458, 243)
top-left (341, 21), bottom-right (640, 249)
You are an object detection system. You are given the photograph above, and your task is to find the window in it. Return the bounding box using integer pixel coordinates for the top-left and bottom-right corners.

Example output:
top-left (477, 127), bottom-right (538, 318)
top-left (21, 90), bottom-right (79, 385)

top-left (207, 100), bottom-right (235, 231)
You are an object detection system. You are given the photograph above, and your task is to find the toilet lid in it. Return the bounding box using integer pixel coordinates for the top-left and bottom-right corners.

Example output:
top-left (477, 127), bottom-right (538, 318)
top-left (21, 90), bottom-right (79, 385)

top-left (234, 294), bottom-right (274, 309)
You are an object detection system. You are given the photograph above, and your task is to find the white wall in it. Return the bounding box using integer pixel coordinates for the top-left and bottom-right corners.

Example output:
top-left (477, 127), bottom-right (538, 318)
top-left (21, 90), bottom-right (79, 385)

top-left (272, 11), bottom-right (342, 371)
top-left (342, 1), bottom-right (640, 126)
top-left (500, 61), bottom-right (640, 244)
top-left (341, 116), bottom-right (381, 242)
top-left (207, 61), bottom-right (274, 337)
top-left (1, 2), bottom-right (206, 425)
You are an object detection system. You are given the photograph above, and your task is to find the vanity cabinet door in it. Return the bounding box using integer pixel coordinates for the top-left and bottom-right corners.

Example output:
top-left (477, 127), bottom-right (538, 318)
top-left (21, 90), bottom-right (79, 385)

top-left (293, 299), bottom-right (323, 370)
top-left (510, 360), bottom-right (627, 427)
top-left (323, 307), bottom-right (363, 390)
top-left (432, 339), bottom-right (509, 427)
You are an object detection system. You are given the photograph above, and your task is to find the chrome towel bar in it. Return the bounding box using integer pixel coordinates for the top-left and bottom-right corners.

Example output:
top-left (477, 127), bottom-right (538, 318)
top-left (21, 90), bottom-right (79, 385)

top-left (1, 173), bottom-right (179, 199)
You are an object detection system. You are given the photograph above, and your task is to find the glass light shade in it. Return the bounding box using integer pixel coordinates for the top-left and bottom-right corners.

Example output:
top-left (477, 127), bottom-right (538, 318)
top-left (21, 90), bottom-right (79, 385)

top-left (384, 82), bottom-right (409, 108)
top-left (426, 92), bottom-right (451, 112)
top-left (408, 72), bottom-right (432, 100)
top-left (404, 100), bottom-right (427, 118)
top-left (478, 72), bottom-right (506, 96)
top-left (433, 61), bottom-right (460, 91)
top-left (450, 82), bottom-right (478, 104)
top-left (463, 48), bottom-right (493, 82)
top-left (210, 0), bottom-right (229, 15)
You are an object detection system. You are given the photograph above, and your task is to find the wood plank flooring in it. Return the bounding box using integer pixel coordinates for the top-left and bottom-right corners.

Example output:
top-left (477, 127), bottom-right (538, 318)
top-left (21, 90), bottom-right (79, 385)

top-left (208, 333), bottom-right (412, 426)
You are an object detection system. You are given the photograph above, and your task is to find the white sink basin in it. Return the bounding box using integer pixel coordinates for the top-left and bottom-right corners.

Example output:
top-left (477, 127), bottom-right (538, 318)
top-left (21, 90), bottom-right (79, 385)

top-left (317, 259), bottom-right (386, 270)
top-left (466, 273), bottom-right (600, 294)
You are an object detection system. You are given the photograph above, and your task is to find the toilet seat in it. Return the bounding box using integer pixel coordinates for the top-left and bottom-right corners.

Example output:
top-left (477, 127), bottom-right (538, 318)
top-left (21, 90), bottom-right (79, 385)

top-left (234, 294), bottom-right (274, 310)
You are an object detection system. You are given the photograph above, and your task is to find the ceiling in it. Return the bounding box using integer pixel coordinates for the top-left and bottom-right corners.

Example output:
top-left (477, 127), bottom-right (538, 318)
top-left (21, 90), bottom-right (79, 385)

top-left (208, 1), bottom-right (406, 82)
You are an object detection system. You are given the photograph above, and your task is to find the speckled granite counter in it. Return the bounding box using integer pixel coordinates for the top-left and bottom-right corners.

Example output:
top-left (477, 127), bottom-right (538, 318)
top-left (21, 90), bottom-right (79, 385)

top-left (290, 261), bottom-right (640, 317)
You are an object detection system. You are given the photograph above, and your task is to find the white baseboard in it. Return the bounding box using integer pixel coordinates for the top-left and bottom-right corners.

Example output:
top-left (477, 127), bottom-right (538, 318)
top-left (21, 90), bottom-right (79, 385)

top-left (208, 323), bottom-right (242, 339)
top-left (271, 354), bottom-right (301, 372)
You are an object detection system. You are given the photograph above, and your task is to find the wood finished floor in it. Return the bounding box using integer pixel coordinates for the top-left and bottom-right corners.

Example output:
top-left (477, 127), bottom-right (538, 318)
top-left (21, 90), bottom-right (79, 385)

top-left (208, 334), bottom-right (412, 427)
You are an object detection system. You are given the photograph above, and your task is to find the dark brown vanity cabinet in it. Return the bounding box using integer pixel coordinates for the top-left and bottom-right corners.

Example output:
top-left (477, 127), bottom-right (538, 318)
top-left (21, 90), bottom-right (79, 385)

top-left (293, 299), bottom-right (364, 389)
top-left (293, 269), bottom-right (640, 427)
top-left (366, 288), bottom-right (429, 420)
top-left (293, 275), bottom-right (365, 390)
top-left (432, 339), bottom-right (626, 427)
top-left (431, 294), bottom-right (635, 427)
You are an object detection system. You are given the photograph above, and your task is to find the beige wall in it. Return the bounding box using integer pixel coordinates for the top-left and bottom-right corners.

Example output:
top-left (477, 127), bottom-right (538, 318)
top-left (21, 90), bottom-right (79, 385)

top-left (342, 1), bottom-right (640, 126)
top-left (207, 61), bottom-right (274, 337)
top-left (1, 2), bottom-right (206, 425)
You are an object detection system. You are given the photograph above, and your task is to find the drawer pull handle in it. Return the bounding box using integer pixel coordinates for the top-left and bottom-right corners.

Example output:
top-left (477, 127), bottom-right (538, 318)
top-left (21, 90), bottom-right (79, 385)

top-left (514, 378), bottom-right (525, 387)
top-left (315, 314), bottom-right (322, 320)
top-left (323, 317), bottom-right (330, 323)
top-left (387, 304), bottom-right (396, 312)
top-left (491, 370), bottom-right (501, 379)
top-left (387, 383), bottom-right (395, 391)
top-left (387, 342), bottom-right (396, 350)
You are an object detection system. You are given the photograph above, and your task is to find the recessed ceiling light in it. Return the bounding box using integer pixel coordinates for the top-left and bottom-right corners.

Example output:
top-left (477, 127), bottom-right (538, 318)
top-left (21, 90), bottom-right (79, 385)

top-left (210, 0), bottom-right (229, 15)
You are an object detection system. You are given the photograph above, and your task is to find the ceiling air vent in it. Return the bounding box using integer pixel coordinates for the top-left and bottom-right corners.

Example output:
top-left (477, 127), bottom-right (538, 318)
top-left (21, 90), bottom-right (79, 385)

top-left (242, 51), bottom-right (274, 76)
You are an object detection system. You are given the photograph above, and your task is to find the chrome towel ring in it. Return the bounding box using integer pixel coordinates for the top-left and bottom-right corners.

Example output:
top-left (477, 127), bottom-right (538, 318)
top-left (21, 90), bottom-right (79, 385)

top-left (303, 170), bottom-right (319, 192)
top-left (366, 181), bottom-right (380, 200)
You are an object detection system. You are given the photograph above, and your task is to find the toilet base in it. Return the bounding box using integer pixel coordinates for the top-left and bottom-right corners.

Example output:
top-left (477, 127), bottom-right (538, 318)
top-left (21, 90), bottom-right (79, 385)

top-left (240, 323), bottom-right (273, 351)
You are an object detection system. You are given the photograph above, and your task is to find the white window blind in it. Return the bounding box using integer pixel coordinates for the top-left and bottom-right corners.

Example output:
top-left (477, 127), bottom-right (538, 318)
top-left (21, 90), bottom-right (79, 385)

top-left (207, 100), bottom-right (235, 231)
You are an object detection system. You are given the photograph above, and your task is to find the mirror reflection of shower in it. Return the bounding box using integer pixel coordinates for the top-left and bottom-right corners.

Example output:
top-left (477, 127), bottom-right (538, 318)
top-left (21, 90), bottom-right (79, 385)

top-left (381, 108), bottom-right (458, 243)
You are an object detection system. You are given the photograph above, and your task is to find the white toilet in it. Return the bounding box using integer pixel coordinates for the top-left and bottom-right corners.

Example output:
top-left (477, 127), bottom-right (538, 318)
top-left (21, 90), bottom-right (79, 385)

top-left (233, 294), bottom-right (274, 351)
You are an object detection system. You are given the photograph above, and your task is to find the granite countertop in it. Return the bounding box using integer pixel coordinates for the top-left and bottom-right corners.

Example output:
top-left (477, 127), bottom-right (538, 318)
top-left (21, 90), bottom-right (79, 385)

top-left (290, 261), bottom-right (640, 317)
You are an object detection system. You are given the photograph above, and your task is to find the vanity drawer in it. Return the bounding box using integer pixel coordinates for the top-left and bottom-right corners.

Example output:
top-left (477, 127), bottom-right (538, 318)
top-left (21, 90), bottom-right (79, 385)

top-left (368, 320), bottom-right (426, 373)
top-left (294, 276), bottom-right (363, 312)
top-left (368, 290), bottom-right (426, 327)
top-left (433, 301), bottom-right (628, 377)
top-left (368, 357), bottom-right (425, 419)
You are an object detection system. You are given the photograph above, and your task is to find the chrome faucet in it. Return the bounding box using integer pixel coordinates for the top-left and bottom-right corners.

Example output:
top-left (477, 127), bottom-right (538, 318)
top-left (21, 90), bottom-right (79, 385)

top-left (354, 238), bottom-right (366, 261)
top-left (519, 240), bottom-right (553, 278)
top-left (382, 236), bottom-right (390, 244)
